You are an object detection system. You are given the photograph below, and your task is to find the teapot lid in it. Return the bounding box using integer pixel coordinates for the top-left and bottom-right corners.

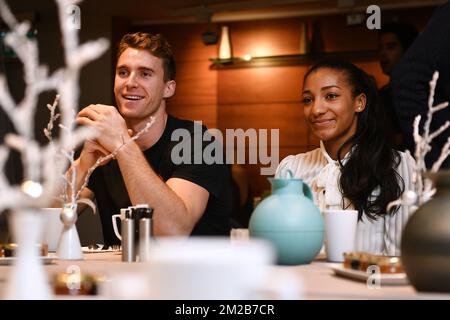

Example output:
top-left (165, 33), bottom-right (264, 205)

top-left (278, 168), bottom-right (294, 179)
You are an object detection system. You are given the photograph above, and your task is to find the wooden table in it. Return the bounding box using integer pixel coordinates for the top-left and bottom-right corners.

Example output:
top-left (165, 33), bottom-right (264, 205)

top-left (277, 262), bottom-right (450, 300)
top-left (2, 252), bottom-right (449, 300)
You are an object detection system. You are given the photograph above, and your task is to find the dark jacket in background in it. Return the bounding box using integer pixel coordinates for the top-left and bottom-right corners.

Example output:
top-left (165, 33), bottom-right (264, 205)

top-left (391, 1), bottom-right (450, 168)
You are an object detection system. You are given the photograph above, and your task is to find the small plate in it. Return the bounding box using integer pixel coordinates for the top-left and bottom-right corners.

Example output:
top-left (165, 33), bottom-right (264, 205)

top-left (331, 264), bottom-right (409, 286)
top-left (0, 256), bottom-right (56, 266)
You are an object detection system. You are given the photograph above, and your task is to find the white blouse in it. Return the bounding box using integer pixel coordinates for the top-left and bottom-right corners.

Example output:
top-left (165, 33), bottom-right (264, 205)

top-left (275, 141), bottom-right (416, 256)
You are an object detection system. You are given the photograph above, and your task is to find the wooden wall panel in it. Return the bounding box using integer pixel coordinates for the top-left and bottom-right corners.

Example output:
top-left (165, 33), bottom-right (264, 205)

top-left (321, 15), bottom-right (377, 52)
top-left (229, 18), bottom-right (305, 57)
top-left (218, 66), bottom-right (308, 105)
top-left (134, 23), bottom-right (218, 62)
top-left (354, 60), bottom-right (389, 88)
top-left (170, 60), bottom-right (217, 106)
top-left (218, 103), bottom-right (307, 148)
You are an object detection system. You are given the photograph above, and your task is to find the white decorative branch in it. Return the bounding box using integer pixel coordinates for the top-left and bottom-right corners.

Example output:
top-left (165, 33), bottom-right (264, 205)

top-left (387, 71), bottom-right (450, 213)
top-left (0, 1), bottom-right (56, 138)
top-left (53, 0), bottom-right (108, 213)
top-left (44, 100), bottom-right (98, 210)
top-left (412, 72), bottom-right (450, 173)
top-left (432, 136), bottom-right (450, 173)
top-left (0, 0), bottom-right (109, 213)
top-left (44, 95), bottom-right (61, 142)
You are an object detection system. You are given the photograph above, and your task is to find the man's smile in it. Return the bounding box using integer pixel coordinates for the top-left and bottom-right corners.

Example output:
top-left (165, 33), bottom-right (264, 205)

top-left (122, 94), bottom-right (144, 101)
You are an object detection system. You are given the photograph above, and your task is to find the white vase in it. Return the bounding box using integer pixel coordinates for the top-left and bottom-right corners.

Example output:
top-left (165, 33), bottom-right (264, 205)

top-left (56, 205), bottom-right (83, 260)
top-left (219, 25), bottom-right (232, 60)
top-left (4, 208), bottom-right (52, 299)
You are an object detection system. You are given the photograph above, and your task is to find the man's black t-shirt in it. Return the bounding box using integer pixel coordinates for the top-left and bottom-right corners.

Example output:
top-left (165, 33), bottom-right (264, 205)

top-left (88, 115), bottom-right (233, 244)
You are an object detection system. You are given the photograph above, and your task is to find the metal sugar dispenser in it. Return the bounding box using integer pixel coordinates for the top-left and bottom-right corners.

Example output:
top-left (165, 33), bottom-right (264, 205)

top-left (121, 207), bottom-right (135, 262)
top-left (121, 204), bottom-right (153, 262)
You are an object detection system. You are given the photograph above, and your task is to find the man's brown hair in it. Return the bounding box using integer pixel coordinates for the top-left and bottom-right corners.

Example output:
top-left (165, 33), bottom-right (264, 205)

top-left (117, 32), bottom-right (176, 81)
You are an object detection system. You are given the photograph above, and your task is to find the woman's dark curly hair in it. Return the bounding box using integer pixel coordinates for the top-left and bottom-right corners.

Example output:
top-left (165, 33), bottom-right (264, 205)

top-left (304, 60), bottom-right (404, 220)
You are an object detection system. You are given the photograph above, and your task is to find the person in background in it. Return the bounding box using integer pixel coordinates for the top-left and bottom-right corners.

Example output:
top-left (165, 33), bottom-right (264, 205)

top-left (391, 2), bottom-right (450, 169)
top-left (378, 22), bottom-right (419, 150)
top-left (73, 32), bottom-right (233, 245)
top-left (276, 60), bottom-right (415, 256)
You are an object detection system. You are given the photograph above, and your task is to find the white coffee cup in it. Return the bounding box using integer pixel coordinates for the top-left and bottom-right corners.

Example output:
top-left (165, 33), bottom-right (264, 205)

top-left (324, 209), bottom-right (358, 262)
top-left (41, 208), bottom-right (63, 252)
top-left (112, 208), bottom-right (130, 241)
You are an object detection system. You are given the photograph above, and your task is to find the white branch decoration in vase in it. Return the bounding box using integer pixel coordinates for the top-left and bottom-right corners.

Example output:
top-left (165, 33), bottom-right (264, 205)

top-left (0, 0), bottom-right (108, 299)
top-left (387, 71), bottom-right (450, 213)
top-left (43, 95), bottom-right (90, 260)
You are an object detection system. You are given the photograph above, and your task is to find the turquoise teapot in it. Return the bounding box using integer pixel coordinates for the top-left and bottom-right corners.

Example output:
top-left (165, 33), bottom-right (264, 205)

top-left (249, 171), bottom-right (324, 265)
